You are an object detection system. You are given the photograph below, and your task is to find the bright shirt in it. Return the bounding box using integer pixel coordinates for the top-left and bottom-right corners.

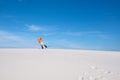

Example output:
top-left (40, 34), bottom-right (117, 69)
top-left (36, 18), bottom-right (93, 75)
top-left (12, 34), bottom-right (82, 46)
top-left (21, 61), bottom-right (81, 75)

top-left (38, 38), bottom-right (43, 43)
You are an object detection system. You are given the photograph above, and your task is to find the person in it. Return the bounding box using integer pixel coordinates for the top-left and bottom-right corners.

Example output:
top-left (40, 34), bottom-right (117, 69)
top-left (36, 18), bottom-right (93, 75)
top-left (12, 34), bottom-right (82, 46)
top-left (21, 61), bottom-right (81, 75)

top-left (38, 37), bottom-right (47, 49)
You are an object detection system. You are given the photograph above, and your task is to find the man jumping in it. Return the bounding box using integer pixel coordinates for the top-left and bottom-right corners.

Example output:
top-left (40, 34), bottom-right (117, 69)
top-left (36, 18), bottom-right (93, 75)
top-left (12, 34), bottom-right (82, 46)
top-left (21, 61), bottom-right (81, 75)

top-left (38, 37), bottom-right (47, 49)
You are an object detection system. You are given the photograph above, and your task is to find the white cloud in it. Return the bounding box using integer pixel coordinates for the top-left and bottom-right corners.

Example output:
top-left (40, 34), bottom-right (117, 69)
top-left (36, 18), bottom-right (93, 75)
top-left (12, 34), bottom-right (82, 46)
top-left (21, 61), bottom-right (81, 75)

top-left (62, 32), bottom-right (83, 36)
top-left (25, 24), bottom-right (59, 36)
top-left (0, 30), bottom-right (36, 48)
top-left (42, 32), bottom-right (56, 36)
top-left (26, 24), bottom-right (46, 31)
top-left (63, 31), bottom-right (100, 36)
top-left (52, 39), bottom-right (81, 49)
top-left (97, 34), bottom-right (109, 39)
top-left (63, 31), bottom-right (108, 39)
top-left (0, 30), bottom-right (22, 41)
top-left (0, 14), bottom-right (16, 18)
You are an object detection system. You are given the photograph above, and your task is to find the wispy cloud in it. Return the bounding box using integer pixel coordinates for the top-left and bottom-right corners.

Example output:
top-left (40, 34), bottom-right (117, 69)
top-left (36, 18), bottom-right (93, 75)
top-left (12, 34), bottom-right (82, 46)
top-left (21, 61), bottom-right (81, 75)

top-left (25, 24), bottom-right (59, 34)
top-left (0, 30), bottom-right (22, 41)
top-left (0, 30), bottom-right (36, 48)
top-left (42, 32), bottom-right (56, 36)
top-left (51, 39), bottom-right (81, 49)
top-left (97, 33), bottom-right (109, 39)
top-left (62, 31), bottom-right (100, 36)
top-left (62, 32), bottom-right (83, 36)
top-left (25, 24), bottom-right (109, 39)
top-left (0, 14), bottom-right (16, 18)
top-left (62, 31), bottom-right (108, 39)
top-left (26, 24), bottom-right (46, 31)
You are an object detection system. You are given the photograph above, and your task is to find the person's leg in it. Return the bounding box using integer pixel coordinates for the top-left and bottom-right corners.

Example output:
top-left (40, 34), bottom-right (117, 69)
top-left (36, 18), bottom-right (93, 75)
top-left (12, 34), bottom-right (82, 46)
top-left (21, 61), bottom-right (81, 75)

top-left (44, 44), bottom-right (47, 48)
top-left (40, 42), bottom-right (44, 49)
top-left (41, 45), bottom-right (44, 49)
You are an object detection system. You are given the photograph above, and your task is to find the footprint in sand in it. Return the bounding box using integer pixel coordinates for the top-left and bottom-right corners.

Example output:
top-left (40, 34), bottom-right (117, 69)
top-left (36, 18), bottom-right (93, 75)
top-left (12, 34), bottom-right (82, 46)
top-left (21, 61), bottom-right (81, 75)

top-left (78, 65), bottom-right (120, 80)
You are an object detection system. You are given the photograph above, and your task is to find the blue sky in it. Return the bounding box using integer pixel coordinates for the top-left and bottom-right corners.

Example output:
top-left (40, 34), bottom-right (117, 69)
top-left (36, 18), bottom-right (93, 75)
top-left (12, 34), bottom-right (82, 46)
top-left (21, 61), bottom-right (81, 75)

top-left (0, 0), bottom-right (120, 51)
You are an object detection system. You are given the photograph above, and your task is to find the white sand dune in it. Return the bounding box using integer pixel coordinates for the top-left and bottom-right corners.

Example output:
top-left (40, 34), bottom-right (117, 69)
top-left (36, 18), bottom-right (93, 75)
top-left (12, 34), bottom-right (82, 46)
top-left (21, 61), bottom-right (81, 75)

top-left (0, 49), bottom-right (120, 80)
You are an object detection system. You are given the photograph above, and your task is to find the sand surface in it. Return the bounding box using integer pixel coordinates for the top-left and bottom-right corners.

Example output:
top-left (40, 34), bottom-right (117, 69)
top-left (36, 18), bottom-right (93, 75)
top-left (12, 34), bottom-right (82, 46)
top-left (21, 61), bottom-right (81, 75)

top-left (0, 49), bottom-right (120, 80)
